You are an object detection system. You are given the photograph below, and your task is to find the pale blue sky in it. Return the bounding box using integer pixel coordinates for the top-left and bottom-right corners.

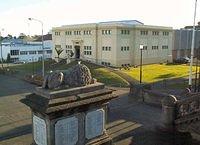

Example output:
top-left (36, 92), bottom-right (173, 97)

top-left (0, 0), bottom-right (199, 36)
top-left (0, 0), bottom-right (43, 11)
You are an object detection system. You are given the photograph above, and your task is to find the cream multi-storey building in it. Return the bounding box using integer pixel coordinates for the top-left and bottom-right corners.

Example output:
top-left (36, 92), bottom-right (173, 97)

top-left (52, 20), bottom-right (173, 67)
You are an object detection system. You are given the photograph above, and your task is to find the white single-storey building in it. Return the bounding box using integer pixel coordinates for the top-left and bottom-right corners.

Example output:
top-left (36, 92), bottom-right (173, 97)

top-left (2, 36), bottom-right (53, 63)
top-left (52, 20), bottom-right (173, 67)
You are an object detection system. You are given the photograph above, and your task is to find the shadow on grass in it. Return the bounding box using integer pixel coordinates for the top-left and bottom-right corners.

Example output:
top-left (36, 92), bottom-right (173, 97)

top-left (154, 73), bottom-right (176, 79)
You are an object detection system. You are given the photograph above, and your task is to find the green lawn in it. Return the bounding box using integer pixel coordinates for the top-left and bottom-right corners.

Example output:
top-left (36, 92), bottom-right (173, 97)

top-left (122, 64), bottom-right (197, 83)
top-left (8, 60), bottom-right (129, 87)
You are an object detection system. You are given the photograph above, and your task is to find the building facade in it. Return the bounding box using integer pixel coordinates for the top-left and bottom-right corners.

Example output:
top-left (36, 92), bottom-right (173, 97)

top-left (52, 20), bottom-right (173, 67)
top-left (173, 27), bottom-right (200, 60)
top-left (1, 38), bottom-right (53, 63)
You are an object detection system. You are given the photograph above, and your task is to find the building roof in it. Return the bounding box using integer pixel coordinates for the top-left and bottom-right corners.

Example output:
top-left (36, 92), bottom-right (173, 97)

top-left (99, 20), bottom-right (144, 26)
top-left (53, 20), bottom-right (172, 30)
top-left (2, 38), bottom-right (24, 45)
top-left (184, 25), bottom-right (200, 30)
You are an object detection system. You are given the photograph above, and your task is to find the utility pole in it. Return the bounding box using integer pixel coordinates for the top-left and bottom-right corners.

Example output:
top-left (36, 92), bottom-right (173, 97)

top-left (189, 0), bottom-right (198, 90)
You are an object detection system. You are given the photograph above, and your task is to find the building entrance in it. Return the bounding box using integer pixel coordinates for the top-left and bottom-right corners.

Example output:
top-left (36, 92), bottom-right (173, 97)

top-left (75, 45), bottom-right (80, 59)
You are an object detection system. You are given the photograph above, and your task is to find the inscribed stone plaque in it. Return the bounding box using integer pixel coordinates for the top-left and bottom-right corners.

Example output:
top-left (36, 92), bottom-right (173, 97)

top-left (33, 115), bottom-right (47, 145)
top-left (85, 109), bottom-right (105, 139)
top-left (55, 116), bottom-right (78, 145)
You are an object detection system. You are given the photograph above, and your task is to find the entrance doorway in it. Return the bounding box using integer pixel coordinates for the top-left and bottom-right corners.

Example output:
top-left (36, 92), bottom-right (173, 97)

top-left (75, 45), bottom-right (80, 59)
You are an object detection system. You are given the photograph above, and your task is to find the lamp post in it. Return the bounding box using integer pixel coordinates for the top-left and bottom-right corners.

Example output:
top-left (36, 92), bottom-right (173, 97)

top-left (0, 28), bottom-right (4, 69)
top-left (28, 18), bottom-right (45, 77)
top-left (189, 0), bottom-right (198, 89)
top-left (139, 44), bottom-right (143, 84)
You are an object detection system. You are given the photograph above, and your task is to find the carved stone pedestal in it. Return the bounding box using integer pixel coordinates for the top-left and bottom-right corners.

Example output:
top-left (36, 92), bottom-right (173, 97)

top-left (21, 82), bottom-right (117, 145)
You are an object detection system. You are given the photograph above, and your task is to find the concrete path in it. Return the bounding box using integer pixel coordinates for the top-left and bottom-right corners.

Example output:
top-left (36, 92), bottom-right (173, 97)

top-left (110, 69), bottom-right (139, 85)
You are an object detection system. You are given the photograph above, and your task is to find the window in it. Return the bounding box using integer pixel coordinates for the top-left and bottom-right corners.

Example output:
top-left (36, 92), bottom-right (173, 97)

top-left (29, 51), bottom-right (36, 54)
top-left (102, 46), bottom-right (111, 51)
top-left (84, 46), bottom-right (92, 55)
top-left (38, 50), bottom-right (43, 54)
top-left (55, 32), bottom-right (60, 36)
top-left (101, 61), bottom-right (111, 66)
top-left (162, 45), bottom-right (168, 49)
top-left (10, 50), bottom-right (19, 55)
top-left (121, 30), bottom-right (130, 35)
top-left (46, 50), bottom-right (52, 54)
top-left (74, 31), bottom-right (81, 35)
top-left (102, 30), bottom-right (111, 35)
top-left (121, 46), bottom-right (130, 51)
top-left (152, 31), bottom-right (159, 35)
top-left (20, 51), bottom-right (28, 55)
top-left (65, 31), bottom-right (72, 35)
top-left (66, 45), bottom-right (72, 49)
top-left (152, 46), bottom-right (159, 50)
top-left (163, 32), bottom-right (169, 36)
top-left (84, 30), bottom-right (92, 35)
top-left (143, 46), bottom-right (147, 50)
top-left (140, 30), bottom-right (148, 35)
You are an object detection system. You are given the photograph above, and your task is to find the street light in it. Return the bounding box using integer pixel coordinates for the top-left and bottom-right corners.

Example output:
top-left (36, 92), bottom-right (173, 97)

top-left (0, 28), bottom-right (4, 69)
top-left (139, 44), bottom-right (143, 84)
top-left (189, 0), bottom-right (198, 90)
top-left (28, 17), bottom-right (45, 77)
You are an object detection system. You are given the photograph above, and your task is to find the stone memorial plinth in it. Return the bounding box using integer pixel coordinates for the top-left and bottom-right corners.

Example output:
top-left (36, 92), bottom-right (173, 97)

top-left (21, 81), bottom-right (117, 145)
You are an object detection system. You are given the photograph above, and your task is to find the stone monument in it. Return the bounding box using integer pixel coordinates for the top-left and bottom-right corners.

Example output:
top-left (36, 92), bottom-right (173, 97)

top-left (21, 62), bottom-right (118, 145)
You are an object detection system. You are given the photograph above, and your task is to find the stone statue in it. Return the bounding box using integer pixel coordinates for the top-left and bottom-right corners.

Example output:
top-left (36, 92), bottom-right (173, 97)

top-left (42, 62), bottom-right (95, 90)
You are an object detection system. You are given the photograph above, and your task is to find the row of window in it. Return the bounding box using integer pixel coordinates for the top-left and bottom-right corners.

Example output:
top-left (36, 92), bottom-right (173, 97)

top-left (56, 30), bottom-right (170, 36)
top-left (66, 45), bottom-right (73, 49)
top-left (10, 50), bottom-right (19, 55)
top-left (147, 45), bottom-right (169, 50)
top-left (121, 30), bottom-right (130, 35)
top-left (140, 31), bottom-right (169, 36)
top-left (56, 45), bottom-right (168, 52)
top-left (11, 50), bottom-right (52, 56)
top-left (152, 46), bottom-right (159, 50)
top-left (22, 50), bottom-right (52, 55)
top-left (55, 32), bottom-right (61, 36)
top-left (65, 30), bottom-right (92, 36)
top-left (84, 30), bottom-right (92, 35)
top-left (74, 31), bottom-right (81, 35)
top-left (121, 46), bottom-right (130, 51)
top-left (101, 61), bottom-right (111, 66)
top-left (102, 46), bottom-right (111, 51)
top-left (84, 46), bottom-right (92, 50)
top-left (102, 30), bottom-right (111, 35)
top-left (84, 51), bottom-right (92, 55)
top-left (65, 31), bottom-right (72, 35)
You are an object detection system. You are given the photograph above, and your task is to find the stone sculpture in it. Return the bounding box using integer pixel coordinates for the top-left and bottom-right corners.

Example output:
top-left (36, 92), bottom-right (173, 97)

top-left (42, 62), bottom-right (94, 90)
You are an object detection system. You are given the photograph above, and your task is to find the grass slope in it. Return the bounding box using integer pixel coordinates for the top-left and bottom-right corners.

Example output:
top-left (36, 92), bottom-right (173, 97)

top-left (9, 60), bottom-right (129, 87)
top-left (122, 64), bottom-right (197, 83)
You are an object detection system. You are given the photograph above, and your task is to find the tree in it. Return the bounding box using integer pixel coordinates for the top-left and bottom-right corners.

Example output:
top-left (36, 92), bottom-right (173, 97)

top-left (7, 34), bottom-right (13, 39)
top-left (18, 33), bottom-right (27, 39)
top-left (6, 53), bottom-right (11, 63)
top-left (55, 47), bottom-right (64, 59)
